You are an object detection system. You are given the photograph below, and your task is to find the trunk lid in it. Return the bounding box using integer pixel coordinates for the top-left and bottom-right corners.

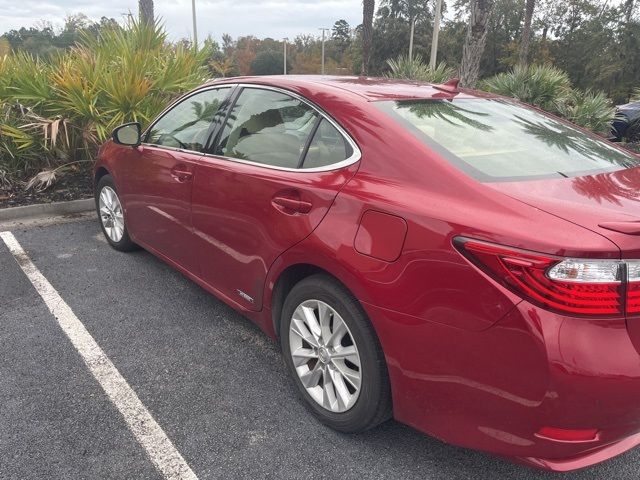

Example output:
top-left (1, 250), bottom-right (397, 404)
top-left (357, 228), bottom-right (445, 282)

top-left (488, 166), bottom-right (640, 258)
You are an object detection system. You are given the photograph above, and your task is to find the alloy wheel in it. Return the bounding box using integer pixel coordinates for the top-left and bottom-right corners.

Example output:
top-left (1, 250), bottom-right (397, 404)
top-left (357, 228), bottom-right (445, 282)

top-left (289, 299), bottom-right (362, 413)
top-left (99, 186), bottom-right (125, 243)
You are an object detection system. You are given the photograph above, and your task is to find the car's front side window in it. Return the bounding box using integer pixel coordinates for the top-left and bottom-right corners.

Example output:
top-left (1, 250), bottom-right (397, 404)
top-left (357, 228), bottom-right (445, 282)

top-left (146, 87), bottom-right (232, 152)
top-left (215, 88), bottom-right (320, 169)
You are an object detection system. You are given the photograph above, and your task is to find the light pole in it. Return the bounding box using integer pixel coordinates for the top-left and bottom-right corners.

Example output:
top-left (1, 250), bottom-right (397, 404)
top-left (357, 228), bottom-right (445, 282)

top-left (192, 0), bottom-right (198, 50)
top-left (429, 0), bottom-right (443, 69)
top-left (319, 27), bottom-right (330, 75)
top-left (283, 38), bottom-right (288, 75)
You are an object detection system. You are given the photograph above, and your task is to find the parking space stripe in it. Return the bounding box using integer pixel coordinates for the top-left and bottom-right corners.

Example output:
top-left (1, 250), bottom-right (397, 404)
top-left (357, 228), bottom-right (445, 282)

top-left (0, 231), bottom-right (198, 480)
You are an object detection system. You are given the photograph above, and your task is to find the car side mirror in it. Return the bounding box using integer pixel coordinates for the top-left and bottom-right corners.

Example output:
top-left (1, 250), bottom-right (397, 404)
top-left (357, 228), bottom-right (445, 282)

top-left (113, 122), bottom-right (142, 147)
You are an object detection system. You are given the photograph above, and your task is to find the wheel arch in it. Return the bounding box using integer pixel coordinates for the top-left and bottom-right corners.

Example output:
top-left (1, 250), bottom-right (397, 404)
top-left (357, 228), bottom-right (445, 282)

top-left (270, 263), bottom-right (329, 341)
top-left (94, 166), bottom-right (111, 187)
top-left (268, 260), bottom-right (374, 343)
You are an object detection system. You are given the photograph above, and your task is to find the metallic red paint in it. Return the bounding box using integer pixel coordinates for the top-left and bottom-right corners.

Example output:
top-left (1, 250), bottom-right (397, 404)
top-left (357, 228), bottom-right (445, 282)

top-left (95, 76), bottom-right (640, 472)
top-left (354, 210), bottom-right (407, 262)
top-left (190, 155), bottom-right (358, 311)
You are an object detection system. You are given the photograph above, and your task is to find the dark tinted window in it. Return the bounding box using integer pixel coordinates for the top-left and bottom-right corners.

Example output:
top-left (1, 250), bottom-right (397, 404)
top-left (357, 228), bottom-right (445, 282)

top-left (302, 119), bottom-right (353, 168)
top-left (216, 88), bottom-right (318, 168)
top-left (147, 87), bottom-right (231, 152)
top-left (377, 99), bottom-right (640, 182)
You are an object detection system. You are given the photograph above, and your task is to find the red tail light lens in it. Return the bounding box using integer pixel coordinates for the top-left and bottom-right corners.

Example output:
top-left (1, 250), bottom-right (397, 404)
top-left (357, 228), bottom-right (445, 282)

top-left (454, 238), bottom-right (626, 317)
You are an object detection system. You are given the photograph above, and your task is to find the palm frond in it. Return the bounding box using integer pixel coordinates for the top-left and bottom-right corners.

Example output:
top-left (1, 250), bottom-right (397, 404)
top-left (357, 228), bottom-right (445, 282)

top-left (554, 90), bottom-right (615, 134)
top-left (480, 64), bottom-right (572, 111)
top-left (385, 55), bottom-right (456, 84)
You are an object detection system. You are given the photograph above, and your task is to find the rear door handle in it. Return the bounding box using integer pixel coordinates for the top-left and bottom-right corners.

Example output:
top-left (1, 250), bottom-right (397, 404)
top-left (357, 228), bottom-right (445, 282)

top-left (272, 196), bottom-right (313, 214)
top-left (171, 165), bottom-right (193, 182)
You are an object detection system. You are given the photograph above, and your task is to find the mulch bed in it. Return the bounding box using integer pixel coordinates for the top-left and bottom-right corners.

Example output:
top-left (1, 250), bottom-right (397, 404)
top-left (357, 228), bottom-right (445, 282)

top-left (0, 169), bottom-right (94, 209)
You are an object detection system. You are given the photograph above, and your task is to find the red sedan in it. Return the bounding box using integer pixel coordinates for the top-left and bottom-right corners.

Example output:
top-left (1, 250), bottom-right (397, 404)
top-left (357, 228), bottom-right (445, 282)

top-left (94, 76), bottom-right (640, 471)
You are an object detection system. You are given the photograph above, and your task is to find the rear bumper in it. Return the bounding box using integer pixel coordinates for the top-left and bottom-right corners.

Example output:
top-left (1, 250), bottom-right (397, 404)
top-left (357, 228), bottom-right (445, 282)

top-left (363, 300), bottom-right (640, 471)
top-left (515, 432), bottom-right (640, 471)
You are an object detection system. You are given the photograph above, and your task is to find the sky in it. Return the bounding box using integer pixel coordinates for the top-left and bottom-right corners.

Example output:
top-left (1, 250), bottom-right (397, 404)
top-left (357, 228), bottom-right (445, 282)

top-left (0, 0), bottom-right (364, 42)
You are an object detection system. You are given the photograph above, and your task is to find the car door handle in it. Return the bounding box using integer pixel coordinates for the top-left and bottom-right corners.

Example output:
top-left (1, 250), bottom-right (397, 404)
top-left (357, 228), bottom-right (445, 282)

top-left (171, 166), bottom-right (193, 182)
top-left (272, 196), bottom-right (313, 214)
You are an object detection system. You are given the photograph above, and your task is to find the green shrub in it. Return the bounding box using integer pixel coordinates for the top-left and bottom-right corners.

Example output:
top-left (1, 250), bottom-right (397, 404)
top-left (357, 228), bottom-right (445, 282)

top-left (480, 64), bottom-right (572, 111)
top-left (385, 55), bottom-right (455, 84)
top-left (554, 89), bottom-right (615, 134)
top-left (0, 19), bottom-right (211, 187)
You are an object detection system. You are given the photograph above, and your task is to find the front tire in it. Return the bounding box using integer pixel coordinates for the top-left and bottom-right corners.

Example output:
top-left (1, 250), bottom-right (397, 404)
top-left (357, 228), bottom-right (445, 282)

top-left (95, 174), bottom-right (137, 252)
top-left (280, 274), bottom-right (392, 433)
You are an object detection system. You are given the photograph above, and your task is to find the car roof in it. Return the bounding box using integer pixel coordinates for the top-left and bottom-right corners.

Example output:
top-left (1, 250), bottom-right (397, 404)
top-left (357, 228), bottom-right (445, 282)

top-left (203, 75), bottom-right (498, 102)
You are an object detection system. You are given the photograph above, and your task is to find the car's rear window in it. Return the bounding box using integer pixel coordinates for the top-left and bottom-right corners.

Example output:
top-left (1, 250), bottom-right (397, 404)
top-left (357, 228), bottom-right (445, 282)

top-left (376, 99), bottom-right (640, 182)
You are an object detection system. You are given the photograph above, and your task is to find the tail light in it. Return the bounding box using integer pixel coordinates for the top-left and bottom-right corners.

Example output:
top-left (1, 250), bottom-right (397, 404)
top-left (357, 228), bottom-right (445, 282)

top-left (454, 237), bottom-right (640, 317)
top-left (628, 262), bottom-right (640, 314)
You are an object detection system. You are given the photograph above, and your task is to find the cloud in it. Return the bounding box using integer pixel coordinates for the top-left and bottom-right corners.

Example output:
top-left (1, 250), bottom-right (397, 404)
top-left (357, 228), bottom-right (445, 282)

top-left (0, 0), bottom-right (363, 42)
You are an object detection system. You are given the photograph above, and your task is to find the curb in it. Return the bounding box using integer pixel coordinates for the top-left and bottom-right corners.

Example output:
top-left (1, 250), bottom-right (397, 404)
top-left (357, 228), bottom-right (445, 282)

top-left (0, 198), bottom-right (95, 222)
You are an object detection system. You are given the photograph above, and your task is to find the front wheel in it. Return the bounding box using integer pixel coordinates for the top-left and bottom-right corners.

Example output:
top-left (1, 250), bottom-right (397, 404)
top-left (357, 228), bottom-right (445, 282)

top-left (95, 174), bottom-right (137, 252)
top-left (280, 274), bottom-right (392, 433)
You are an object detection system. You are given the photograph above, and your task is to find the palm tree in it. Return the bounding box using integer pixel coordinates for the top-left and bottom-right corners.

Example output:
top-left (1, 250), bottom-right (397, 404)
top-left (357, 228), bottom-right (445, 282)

top-left (406, 0), bottom-right (422, 61)
top-left (139, 0), bottom-right (154, 26)
top-left (518, 0), bottom-right (536, 66)
top-left (381, 0), bottom-right (426, 61)
top-left (361, 0), bottom-right (375, 76)
top-left (459, 0), bottom-right (494, 88)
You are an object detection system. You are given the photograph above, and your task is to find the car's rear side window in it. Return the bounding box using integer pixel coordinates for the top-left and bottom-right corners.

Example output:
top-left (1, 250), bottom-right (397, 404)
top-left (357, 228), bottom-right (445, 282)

top-left (376, 99), bottom-right (640, 182)
top-left (215, 88), bottom-right (319, 169)
top-left (213, 87), bottom-right (356, 170)
top-left (146, 87), bottom-right (231, 152)
top-left (302, 119), bottom-right (353, 169)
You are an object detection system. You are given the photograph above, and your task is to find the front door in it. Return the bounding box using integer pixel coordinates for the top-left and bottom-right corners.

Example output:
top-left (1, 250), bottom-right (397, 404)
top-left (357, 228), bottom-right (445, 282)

top-left (191, 86), bottom-right (360, 310)
top-left (120, 86), bottom-right (234, 271)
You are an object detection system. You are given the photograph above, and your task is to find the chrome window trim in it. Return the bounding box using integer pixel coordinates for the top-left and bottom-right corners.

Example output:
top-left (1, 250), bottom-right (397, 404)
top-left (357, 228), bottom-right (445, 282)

top-left (201, 151), bottom-right (359, 173)
top-left (139, 143), bottom-right (203, 156)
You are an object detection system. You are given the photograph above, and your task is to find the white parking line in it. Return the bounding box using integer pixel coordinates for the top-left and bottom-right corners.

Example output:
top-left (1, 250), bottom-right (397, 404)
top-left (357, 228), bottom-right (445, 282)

top-left (0, 231), bottom-right (198, 480)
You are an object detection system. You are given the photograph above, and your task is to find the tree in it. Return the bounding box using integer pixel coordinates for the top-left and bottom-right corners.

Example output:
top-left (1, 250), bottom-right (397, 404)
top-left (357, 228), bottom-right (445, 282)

top-left (518, 0), bottom-right (536, 65)
top-left (380, 0), bottom-right (430, 60)
top-left (210, 58), bottom-right (238, 77)
top-left (235, 36), bottom-right (260, 75)
top-left (361, 0), bottom-right (376, 75)
top-left (251, 50), bottom-right (287, 75)
top-left (2, 15), bottom-right (119, 57)
top-left (139, 0), bottom-right (154, 26)
top-left (459, 0), bottom-right (495, 87)
top-left (332, 19), bottom-right (352, 53)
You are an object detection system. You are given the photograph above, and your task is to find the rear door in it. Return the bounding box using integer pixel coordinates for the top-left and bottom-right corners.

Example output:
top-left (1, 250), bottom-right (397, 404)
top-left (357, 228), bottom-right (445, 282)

top-left (191, 86), bottom-right (360, 310)
top-left (120, 86), bottom-right (233, 271)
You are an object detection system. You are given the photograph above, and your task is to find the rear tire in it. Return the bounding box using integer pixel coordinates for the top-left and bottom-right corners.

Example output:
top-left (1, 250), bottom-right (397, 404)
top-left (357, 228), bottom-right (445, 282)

top-left (95, 174), bottom-right (137, 252)
top-left (280, 274), bottom-right (392, 433)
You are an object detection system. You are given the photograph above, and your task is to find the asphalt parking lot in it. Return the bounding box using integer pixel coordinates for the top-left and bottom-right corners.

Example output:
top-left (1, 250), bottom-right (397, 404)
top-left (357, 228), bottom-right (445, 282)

top-left (1, 216), bottom-right (639, 479)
